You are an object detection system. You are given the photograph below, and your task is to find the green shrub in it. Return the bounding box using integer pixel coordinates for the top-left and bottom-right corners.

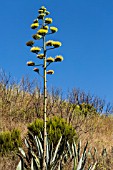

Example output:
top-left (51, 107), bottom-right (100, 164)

top-left (28, 116), bottom-right (77, 146)
top-left (0, 129), bottom-right (21, 155)
top-left (76, 103), bottom-right (97, 117)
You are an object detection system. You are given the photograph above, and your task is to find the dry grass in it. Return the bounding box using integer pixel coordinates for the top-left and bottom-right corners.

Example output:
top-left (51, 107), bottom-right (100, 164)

top-left (1, 113), bottom-right (113, 169)
top-left (0, 75), bottom-right (113, 169)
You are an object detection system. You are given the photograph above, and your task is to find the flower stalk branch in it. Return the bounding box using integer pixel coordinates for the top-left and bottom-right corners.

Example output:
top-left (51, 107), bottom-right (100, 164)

top-left (26, 6), bottom-right (63, 170)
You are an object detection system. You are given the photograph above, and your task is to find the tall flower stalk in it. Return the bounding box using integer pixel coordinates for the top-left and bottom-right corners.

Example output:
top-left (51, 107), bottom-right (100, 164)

top-left (26, 6), bottom-right (63, 170)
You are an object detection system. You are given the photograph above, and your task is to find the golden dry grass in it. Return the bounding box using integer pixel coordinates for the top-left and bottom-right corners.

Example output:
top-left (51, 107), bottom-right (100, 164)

top-left (0, 79), bottom-right (113, 169)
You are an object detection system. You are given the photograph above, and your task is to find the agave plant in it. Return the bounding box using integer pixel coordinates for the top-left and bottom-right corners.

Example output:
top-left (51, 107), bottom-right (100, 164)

top-left (16, 131), bottom-right (97, 170)
top-left (66, 141), bottom-right (97, 170)
top-left (16, 132), bottom-right (68, 170)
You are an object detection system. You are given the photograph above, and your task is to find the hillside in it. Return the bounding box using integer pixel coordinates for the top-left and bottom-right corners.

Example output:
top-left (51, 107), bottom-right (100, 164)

top-left (0, 73), bottom-right (113, 169)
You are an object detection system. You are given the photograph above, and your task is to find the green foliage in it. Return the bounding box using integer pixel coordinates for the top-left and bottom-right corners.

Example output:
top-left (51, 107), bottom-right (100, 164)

top-left (28, 116), bottom-right (77, 146)
top-left (74, 103), bottom-right (97, 117)
top-left (0, 129), bottom-right (21, 155)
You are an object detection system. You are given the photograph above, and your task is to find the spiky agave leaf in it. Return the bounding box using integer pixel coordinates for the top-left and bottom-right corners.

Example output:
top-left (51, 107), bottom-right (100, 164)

top-left (77, 141), bottom-right (81, 162)
top-left (31, 151), bottom-right (41, 170)
top-left (16, 160), bottom-right (24, 170)
top-left (88, 161), bottom-right (97, 170)
top-left (46, 134), bottom-right (49, 165)
top-left (28, 131), bottom-right (43, 158)
top-left (72, 140), bottom-right (77, 158)
top-left (49, 142), bottom-right (54, 165)
top-left (35, 135), bottom-right (43, 158)
top-left (31, 157), bottom-right (39, 170)
top-left (25, 137), bottom-right (31, 149)
top-left (72, 141), bottom-right (87, 170)
top-left (51, 136), bottom-right (62, 164)
top-left (67, 141), bottom-right (72, 158)
top-left (16, 154), bottom-right (26, 170)
top-left (57, 160), bottom-right (62, 170)
top-left (76, 152), bottom-right (86, 170)
top-left (18, 147), bottom-right (26, 158)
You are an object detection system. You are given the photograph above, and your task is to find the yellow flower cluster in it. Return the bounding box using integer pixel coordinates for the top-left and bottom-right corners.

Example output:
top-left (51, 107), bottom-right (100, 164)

top-left (30, 47), bottom-right (41, 53)
top-left (38, 13), bottom-right (46, 19)
top-left (42, 26), bottom-right (49, 30)
top-left (33, 68), bottom-right (39, 73)
top-left (37, 54), bottom-right (45, 59)
top-left (46, 57), bottom-right (54, 62)
top-left (33, 19), bottom-right (38, 23)
top-left (32, 34), bottom-right (42, 40)
top-left (38, 6), bottom-right (49, 20)
top-left (50, 26), bottom-right (58, 33)
top-left (46, 40), bottom-right (54, 46)
top-left (45, 18), bottom-right (53, 24)
top-left (45, 11), bottom-right (50, 15)
top-left (26, 40), bottom-right (34, 47)
top-left (38, 29), bottom-right (48, 36)
top-left (38, 9), bottom-right (44, 14)
top-left (55, 55), bottom-right (64, 62)
top-left (39, 6), bottom-right (47, 12)
top-left (27, 61), bottom-right (35, 66)
top-left (53, 41), bottom-right (62, 48)
top-left (46, 40), bottom-right (62, 48)
top-left (47, 70), bottom-right (54, 75)
top-left (38, 6), bottom-right (50, 15)
top-left (30, 23), bottom-right (39, 29)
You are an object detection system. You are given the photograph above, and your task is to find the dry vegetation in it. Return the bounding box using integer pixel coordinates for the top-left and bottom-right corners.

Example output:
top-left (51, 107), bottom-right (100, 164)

top-left (0, 71), bottom-right (113, 169)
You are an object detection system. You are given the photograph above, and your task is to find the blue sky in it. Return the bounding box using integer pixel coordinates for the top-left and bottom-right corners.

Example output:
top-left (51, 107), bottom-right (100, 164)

top-left (0, 0), bottom-right (113, 103)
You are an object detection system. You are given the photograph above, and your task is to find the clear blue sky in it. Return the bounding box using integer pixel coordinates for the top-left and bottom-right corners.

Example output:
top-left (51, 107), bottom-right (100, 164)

top-left (0, 0), bottom-right (113, 103)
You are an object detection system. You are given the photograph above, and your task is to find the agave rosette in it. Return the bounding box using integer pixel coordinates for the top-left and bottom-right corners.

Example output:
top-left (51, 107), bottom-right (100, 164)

top-left (46, 57), bottom-right (54, 63)
top-left (37, 54), bottom-right (45, 59)
top-left (27, 61), bottom-right (35, 66)
top-left (38, 29), bottom-right (48, 36)
top-left (55, 55), bottom-right (63, 62)
top-left (45, 18), bottom-right (53, 24)
top-left (50, 26), bottom-right (58, 33)
top-left (47, 70), bottom-right (54, 75)
top-left (31, 23), bottom-right (39, 29)
top-left (26, 40), bottom-right (34, 47)
top-left (30, 47), bottom-right (41, 53)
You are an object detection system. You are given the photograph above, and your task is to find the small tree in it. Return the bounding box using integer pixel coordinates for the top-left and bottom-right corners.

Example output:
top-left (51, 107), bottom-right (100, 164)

top-left (26, 6), bottom-right (63, 170)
